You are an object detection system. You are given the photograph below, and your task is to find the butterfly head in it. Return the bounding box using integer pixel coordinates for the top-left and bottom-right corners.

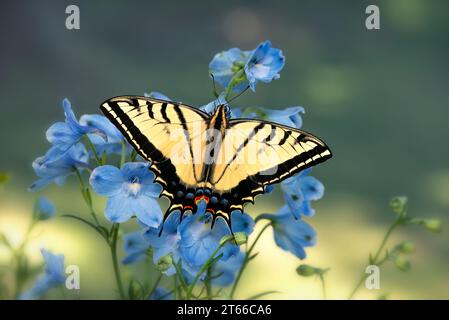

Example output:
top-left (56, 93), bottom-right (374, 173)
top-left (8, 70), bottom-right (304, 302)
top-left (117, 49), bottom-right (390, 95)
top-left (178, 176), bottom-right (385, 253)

top-left (214, 103), bottom-right (231, 119)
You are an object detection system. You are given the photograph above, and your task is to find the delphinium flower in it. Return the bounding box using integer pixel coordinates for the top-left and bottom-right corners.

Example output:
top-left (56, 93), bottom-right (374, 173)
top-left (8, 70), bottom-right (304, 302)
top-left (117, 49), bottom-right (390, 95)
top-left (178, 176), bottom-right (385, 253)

top-left (144, 211), bottom-right (182, 276)
top-left (209, 40), bottom-right (285, 93)
top-left (33, 196), bottom-right (56, 221)
top-left (281, 168), bottom-right (324, 218)
top-left (89, 162), bottom-right (163, 227)
top-left (210, 251), bottom-right (245, 286)
top-left (29, 143), bottom-right (89, 191)
top-left (244, 40), bottom-right (285, 91)
top-left (259, 106), bottom-right (305, 128)
top-left (259, 205), bottom-right (316, 259)
top-left (178, 201), bottom-right (249, 275)
top-left (44, 98), bottom-right (102, 161)
top-left (209, 48), bottom-right (251, 93)
top-left (20, 249), bottom-right (66, 300)
top-left (79, 114), bottom-right (129, 156)
top-left (122, 231), bottom-right (150, 264)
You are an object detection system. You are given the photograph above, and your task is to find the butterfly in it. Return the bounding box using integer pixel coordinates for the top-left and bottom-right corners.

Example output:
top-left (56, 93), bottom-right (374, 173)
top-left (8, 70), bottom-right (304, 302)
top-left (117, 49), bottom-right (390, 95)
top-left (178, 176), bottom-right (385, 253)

top-left (100, 96), bottom-right (332, 230)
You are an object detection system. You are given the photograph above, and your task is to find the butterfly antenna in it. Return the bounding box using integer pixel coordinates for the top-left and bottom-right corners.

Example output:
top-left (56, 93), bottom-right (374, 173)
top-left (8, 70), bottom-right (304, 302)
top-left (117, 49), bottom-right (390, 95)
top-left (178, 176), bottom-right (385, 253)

top-left (210, 73), bottom-right (219, 98)
top-left (227, 85), bottom-right (250, 105)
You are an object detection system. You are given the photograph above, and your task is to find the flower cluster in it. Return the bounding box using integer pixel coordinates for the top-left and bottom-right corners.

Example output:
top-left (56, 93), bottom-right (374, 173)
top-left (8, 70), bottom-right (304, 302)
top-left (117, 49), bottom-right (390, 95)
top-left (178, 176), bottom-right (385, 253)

top-left (25, 40), bottom-right (327, 300)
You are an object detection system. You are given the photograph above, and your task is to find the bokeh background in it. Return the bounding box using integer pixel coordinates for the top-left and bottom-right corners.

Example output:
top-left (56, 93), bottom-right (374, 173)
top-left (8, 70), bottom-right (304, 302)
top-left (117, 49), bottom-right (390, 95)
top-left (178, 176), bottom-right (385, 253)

top-left (1, 0), bottom-right (448, 299)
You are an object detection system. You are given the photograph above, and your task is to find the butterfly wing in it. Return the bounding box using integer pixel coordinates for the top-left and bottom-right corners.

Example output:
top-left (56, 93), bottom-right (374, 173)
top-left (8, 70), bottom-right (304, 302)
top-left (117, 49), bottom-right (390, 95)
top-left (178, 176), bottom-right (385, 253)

top-left (210, 119), bottom-right (332, 211)
top-left (100, 95), bottom-right (209, 201)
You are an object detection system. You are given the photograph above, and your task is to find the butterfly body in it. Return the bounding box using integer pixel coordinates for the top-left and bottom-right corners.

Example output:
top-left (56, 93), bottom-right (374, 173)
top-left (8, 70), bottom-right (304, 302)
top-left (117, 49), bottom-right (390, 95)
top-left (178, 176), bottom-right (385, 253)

top-left (101, 96), bottom-right (332, 229)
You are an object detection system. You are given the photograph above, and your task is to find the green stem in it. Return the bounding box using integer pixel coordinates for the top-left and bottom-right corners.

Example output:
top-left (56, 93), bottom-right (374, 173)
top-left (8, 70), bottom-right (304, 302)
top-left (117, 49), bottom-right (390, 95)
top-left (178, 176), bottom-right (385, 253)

top-left (230, 222), bottom-right (272, 299)
top-left (84, 136), bottom-right (102, 166)
top-left (172, 261), bottom-right (189, 297)
top-left (120, 140), bottom-right (127, 167)
top-left (186, 238), bottom-right (233, 300)
top-left (74, 168), bottom-right (100, 226)
top-left (109, 223), bottom-right (126, 300)
top-left (319, 274), bottom-right (327, 300)
top-left (13, 220), bottom-right (36, 299)
top-left (205, 267), bottom-right (212, 299)
top-left (147, 273), bottom-right (162, 299)
top-left (224, 69), bottom-right (245, 101)
top-left (348, 217), bottom-right (402, 299)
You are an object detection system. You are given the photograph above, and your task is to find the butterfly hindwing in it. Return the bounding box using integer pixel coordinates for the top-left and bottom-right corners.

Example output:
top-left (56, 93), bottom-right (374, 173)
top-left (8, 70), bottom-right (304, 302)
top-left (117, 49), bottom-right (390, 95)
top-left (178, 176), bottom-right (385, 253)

top-left (210, 119), bottom-right (332, 209)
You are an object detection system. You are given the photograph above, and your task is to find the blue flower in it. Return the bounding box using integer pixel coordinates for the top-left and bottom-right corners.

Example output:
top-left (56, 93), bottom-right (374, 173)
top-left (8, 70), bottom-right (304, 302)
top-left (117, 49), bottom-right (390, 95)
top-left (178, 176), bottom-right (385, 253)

top-left (122, 231), bottom-right (150, 264)
top-left (281, 168), bottom-right (324, 219)
top-left (178, 201), bottom-right (239, 274)
top-left (33, 196), bottom-right (55, 221)
top-left (89, 162), bottom-right (163, 227)
top-left (210, 251), bottom-right (245, 287)
top-left (79, 114), bottom-right (128, 156)
top-left (231, 211), bottom-right (255, 236)
top-left (29, 143), bottom-right (89, 192)
top-left (244, 41), bottom-right (285, 91)
top-left (209, 48), bottom-right (250, 92)
top-left (144, 211), bottom-right (181, 276)
top-left (20, 249), bottom-right (65, 300)
top-left (144, 91), bottom-right (171, 100)
top-left (261, 205), bottom-right (316, 259)
top-left (44, 98), bottom-right (99, 161)
top-left (149, 287), bottom-right (173, 300)
top-left (262, 106), bottom-right (304, 129)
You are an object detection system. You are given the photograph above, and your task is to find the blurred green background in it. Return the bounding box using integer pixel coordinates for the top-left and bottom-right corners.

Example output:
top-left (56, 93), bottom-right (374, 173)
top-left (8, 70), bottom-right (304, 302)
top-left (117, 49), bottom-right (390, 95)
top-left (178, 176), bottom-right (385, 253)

top-left (0, 0), bottom-right (448, 299)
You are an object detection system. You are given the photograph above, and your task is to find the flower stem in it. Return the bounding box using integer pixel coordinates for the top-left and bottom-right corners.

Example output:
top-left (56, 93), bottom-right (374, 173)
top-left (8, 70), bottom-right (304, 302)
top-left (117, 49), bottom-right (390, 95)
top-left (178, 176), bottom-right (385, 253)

top-left (224, 69), bottom-right (245, 101)
top-left (109, 223), bottom-right (126, 300)
top-left (120, 140), bottom-right (127, 167)
top-left (74, 168), bottom-right (101, 226)
top-left (13, 220), bottom-right (36, 299)
top-left (84, 136), bottom-right (102, 166)
top-left (230, 222), bottom-right (272, 299)
top-left (147, 272), bottom-right (162, 299)
top-left (319, 274), bottom-right (327, 300)
top-left (348, 216), bottom-right (402, 299)
top-left (205, 267), bottom-right (212, 299)
top-left (186, 237), bottom-right (233, 300)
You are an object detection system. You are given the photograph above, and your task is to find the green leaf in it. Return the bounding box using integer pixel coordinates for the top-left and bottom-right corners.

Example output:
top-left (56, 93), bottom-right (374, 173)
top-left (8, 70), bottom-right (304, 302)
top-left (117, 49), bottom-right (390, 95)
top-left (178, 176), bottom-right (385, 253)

top-left (61, 214), bottom-right (106, 239)
top-left (247, 290), bottom-right (280, 300)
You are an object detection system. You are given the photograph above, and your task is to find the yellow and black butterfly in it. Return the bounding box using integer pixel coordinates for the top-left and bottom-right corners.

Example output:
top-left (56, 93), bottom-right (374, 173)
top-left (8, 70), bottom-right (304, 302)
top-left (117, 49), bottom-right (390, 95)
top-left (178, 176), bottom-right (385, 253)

top-left (100, 96), bottom-right (332, 229)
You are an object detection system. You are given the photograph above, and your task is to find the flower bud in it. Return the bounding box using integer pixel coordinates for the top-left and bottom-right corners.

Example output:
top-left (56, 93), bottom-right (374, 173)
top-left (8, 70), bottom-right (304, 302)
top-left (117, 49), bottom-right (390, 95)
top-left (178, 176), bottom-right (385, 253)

top-left (396, 241), bottom-right (415, 254)
top-left (219, 234), bottom-right (235, 246)
top-left (296, 264), bottom-right (318, 277)
top-left (156, 255), bottom-right (173, 272)
top-left (389, 196), bottom-right (407, 215)
top-left (0, 171), bottom-right (10, 185)
top-left (233, 232), bottom-right (247, 245)
top-left (33, 196), bottom-right (55, 221)
top-left (394, 256), bottom-right (411, 272)
top-left (423, 219), bottom-right (441, 233)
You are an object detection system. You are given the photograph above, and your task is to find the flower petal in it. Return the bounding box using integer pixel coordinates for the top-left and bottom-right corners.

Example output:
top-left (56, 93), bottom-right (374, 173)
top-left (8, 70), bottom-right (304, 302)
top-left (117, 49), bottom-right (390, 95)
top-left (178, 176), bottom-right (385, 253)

top-left (89, 165), bottom-right (123, 196)
top-left (105, 194), bottom-right (134, 223)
